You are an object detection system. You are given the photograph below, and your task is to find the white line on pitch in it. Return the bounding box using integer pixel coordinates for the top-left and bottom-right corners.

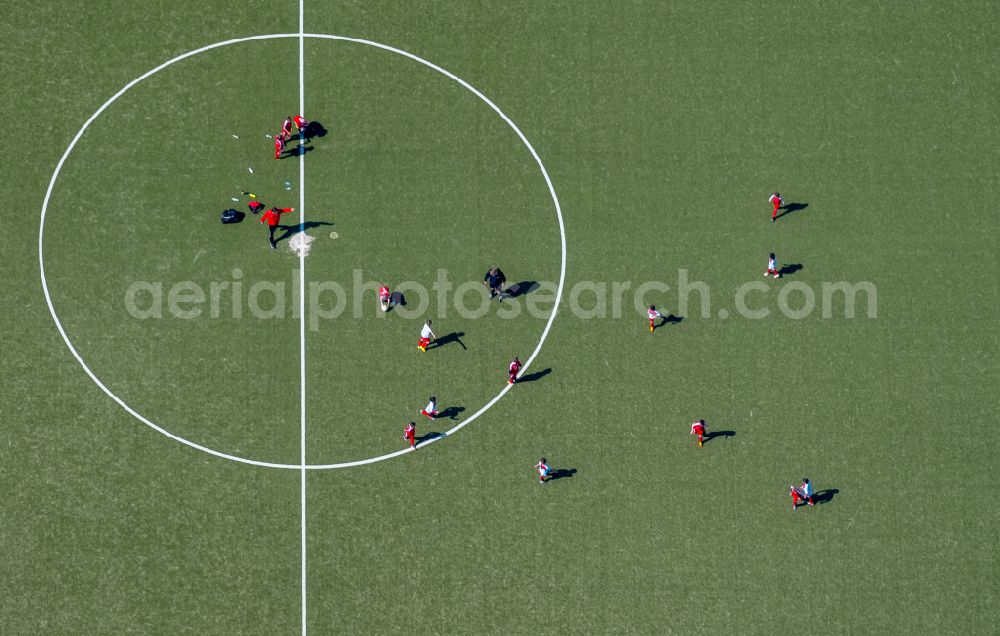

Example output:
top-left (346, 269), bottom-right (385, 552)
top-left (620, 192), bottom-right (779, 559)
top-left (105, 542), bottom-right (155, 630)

top-left (298, 0), bottom-right (308, 634)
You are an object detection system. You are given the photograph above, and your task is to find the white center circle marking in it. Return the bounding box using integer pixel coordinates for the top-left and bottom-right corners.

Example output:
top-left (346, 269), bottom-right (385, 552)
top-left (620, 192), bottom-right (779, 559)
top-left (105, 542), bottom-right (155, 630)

top-left (38, 33), bottom-right (567, 470)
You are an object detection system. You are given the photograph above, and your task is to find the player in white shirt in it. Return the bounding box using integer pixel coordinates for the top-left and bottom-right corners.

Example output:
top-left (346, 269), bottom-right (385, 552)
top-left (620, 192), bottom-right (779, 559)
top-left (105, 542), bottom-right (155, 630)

top-left (420, 396), bottom-right (439, 419)
top-left (647, 305), bottom-right (663, 333)
top-left (418, 320), bottom-right (436, 352)
top-left (535, 458), bottom-right (550, 484)
top-left (765, 252), bottom-right (780, 278)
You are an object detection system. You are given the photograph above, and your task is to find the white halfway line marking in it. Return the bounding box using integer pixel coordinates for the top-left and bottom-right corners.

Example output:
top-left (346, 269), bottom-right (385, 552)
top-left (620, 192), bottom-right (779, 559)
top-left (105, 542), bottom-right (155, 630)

top-left (297, 3), bottom-right (308, 635)
top-left (38, 33), bottom-right (567, 471)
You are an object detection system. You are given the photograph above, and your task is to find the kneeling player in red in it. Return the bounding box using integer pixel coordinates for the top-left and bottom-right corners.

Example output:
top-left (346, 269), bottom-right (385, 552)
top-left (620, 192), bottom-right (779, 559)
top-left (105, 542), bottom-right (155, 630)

top-left (690, 419), bottom-right (707, 447)
top-left (404, 422), bottom-right (416, 450)
top-left (274, 134), bottom-right (286, 159)
top-left (507, 356), bottom-right (521, 384)
top-left (379, 284), bottom-right (391, 312)
top-left (420, 396), bottom-right (439, 420)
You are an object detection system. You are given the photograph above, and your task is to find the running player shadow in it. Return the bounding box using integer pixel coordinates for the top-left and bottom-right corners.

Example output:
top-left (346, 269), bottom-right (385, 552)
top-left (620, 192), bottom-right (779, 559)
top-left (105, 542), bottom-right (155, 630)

top-left (300, 121), bottom-right (327, 142)
top-left (437, 406), bottom-right (465, 420)
top-left (778, 263), bottom-right (803, 277)
top-left (517, 368), bottom-right (551, 383)
top-left (813, 488), bottom-right (839, 504)
top-left (506, 281), bottom-right (539, 298)
top-left (702, 430), bottom-right (735, 444)
top-left (416, 432), bottom-right (446, 444)
top-left (547, 468), bottom-right (576, 482)
top-left (776, 202), bottom-right (808, 220)
top-left (653, 314), bottom-right (683, 331)
top-left (428, 332), bottom-right (467, 351)
top-left (277, 221), bottom-right (335, 243)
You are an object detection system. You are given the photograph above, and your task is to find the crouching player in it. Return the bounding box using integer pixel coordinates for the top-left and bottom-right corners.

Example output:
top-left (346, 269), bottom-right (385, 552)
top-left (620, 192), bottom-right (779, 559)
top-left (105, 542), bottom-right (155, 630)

top-left (379, 284), bottom-right (392, 312)
top-left (535, 458), bottom-right (550, 485)
top-left (420, 396), bottom-right (439, 420)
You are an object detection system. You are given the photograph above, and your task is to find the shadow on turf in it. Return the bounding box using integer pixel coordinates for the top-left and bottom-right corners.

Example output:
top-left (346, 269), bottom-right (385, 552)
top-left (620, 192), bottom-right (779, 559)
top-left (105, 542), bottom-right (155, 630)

top-left (776, 202), bottom-right (808, 220)
top-left (390, 291), bottom-right (406, 308)
top-left (813, 488), bottom-right (838, 504)
top-left (703, 430), bottom-right (735, 444)
top-left (300, 121), bottom-right (327, 142)
top-left (517, 368), bottom-right (551, 383)
top-left (277, 221), bottom-right (335, 243)
top-left (547, 468), bottom-right (576, 482)
top-left (437, 406), bottom-right (465, 420)
top-left (778, 263), bottom-right (803, 277)
top-left (416, 431), bottom-right (446, 444)
top-left (505, 280), bottom-right (539, 298)
top-left (428, 332), bottom-right (466, 351)
top-left (652, 314), bottom-right (683, 331)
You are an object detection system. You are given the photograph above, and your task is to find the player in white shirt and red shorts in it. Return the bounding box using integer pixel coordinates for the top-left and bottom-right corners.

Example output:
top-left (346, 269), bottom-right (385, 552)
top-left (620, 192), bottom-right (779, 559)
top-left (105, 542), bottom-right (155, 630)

top-left (418, 320), bottom-right (436, 352)
top-left (765, 253), bottom-right (780, 278)
top-left (647, 305), bottom-right (663, 333)
top-left (420, 397), bottom-right (439, 419)
top-left (535, 458), bottom-right (550, 485)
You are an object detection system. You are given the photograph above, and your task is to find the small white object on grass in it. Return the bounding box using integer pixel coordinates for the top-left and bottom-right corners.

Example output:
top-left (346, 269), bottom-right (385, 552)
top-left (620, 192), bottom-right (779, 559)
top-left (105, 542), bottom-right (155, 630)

top-left (329, 231), bottom-right (339, 239)
top-left (230, 197), bottom-right (239, 202)
top-left (248, 167), bottom-right (254, 174)
top-left (231, 134), bottom-right (239, 139)
top-left (265, 133), bottom-right (273, 139)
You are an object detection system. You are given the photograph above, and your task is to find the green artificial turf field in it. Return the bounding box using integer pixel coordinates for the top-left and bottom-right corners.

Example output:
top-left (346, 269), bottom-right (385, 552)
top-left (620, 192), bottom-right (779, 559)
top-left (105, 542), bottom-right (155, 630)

top-left (2, 1), bottom-right (997, 633)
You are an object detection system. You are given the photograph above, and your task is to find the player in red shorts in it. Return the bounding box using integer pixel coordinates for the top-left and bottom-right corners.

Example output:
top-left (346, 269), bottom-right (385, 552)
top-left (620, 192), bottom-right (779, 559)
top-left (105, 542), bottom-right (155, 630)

top-left (418, 320), bottom-right (436, 352)
top-left (765, 253), bottom-right (780, 278)
top-left (274, 134), bottom-right (286, 159)
top-left (690, 419), bottom-right (707, 447)
top-left (507, 356), bottom-right (522, 384)
top-left (379, 285), bottom-right (392, 312)
top-left (403, 422), bottom-right (416, 450)
top-left (800, 478), bottom-right (815, 506)
top-left (535, 458), bottom-right (550, 485)
top-left (789, 485), bottom-right (803, 510)
top-left (420, 397), bottom-right (439, 420)
top-left (769, 192), bottom-right (784, 223)
top-left (280, 116), bottom-right (294, 141)
top-left (647, 305), bottom-right (663, 333)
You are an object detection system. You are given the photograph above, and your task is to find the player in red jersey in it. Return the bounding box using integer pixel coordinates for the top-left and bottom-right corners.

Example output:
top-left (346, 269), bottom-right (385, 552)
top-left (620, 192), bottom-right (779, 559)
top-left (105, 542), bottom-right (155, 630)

top-left (280, 116), bottom-right (294, 141)
top-left (293, 115), bottom-right (309, 137)
top-left (507, 357), bottom-right (522, 384)
top-left (789, 485), bottom-right (802, 510)
top-left (769, 192), bottom-right (784, 223)
top-left (765, 253), bottom-right (780, 278)
top-left (535, 458), bottom-right (550, 484)
top-left (404, 422), bottom-right (417, 449)
top-left (420, 397), bottom-right (439, 419)
top-left (647, 305), bottom-right (663, 333)
top-left (274, 134), bottom-right (286, 159)
top-left (259, 207), bottom-right (295, 249)
top-left (379, 285), bottom-right (392, 312)
top-left (690, 419), bottom-right (707, 448)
